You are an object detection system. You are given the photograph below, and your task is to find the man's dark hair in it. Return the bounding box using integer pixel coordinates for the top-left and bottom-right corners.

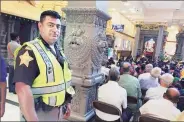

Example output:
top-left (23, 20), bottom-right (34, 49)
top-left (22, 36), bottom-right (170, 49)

top-left (10, 33), bottom-right (19, 40)
top-left (123, 66), bottom-right (130, 73)
top-left (135, 67), bottom-right (140, 74)
top-left (109, 67), bottom-right (120, 81)
top-left (141, 64), bottom-right (146, 71)
top-left (40, 10), bottom-right (61, 22)
top-left (180, 78), bottom-right (184, 89)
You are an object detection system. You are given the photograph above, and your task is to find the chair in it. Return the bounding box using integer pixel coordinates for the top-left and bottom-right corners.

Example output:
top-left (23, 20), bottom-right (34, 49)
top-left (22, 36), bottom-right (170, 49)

top-left (93, 101), bottom-right (122, 122)
top-left (141, 89), bottom-right (148, 98)
top-left (139, 114), bottom-right (170, 122)
top-left (127, 96), bottom-right (139, 121)
top-left (177, 96), bottom-right (184, 111)
top-left (142, 97), bottom-right (149, 105)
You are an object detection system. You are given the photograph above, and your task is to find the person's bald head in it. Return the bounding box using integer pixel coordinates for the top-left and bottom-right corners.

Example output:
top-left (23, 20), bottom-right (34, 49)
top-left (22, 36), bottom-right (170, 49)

top-left (163, 88), bottom-right (180, 103)
top-left (122, 62), bottom-right (131, 73)
top-left (109, 67), bottom-right (120, 81)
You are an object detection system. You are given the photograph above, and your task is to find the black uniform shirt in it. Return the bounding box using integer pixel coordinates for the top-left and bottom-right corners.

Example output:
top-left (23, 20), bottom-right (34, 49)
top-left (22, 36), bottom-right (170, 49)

top-left (13, 37), bottom-right (72, 103)
top-left (13, 45), bottom-right (39, 86)
top-left (13, 37), bottom-right (64, 86)
top-left (13, 37), bottom-right (71, 103)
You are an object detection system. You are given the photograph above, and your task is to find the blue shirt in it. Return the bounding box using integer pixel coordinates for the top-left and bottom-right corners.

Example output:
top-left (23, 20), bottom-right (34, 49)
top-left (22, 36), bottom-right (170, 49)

top-left (0, 55), bottom-right (7, 82)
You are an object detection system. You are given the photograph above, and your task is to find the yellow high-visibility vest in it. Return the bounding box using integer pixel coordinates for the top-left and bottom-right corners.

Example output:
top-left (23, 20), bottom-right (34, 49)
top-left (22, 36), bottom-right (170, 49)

top-left (15, 38), bottom-right (74, 106)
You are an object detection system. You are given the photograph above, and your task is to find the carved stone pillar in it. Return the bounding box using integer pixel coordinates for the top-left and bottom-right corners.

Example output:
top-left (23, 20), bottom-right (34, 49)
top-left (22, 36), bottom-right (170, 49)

top-left (132, 24), bottom-right (141, 59)
top-left (175, 33), bottom-right (184, 60)
top-left (30, 23), bottom-right (38, 40)
top-left (0, 17), bottom-right (14, 58)
top-left (63, 8), bottom-right (111, 121)
top-left (7, 19), bottom-right (15, 42)
top-left (155, 25), bottom-right (164, 61)
top-left (179, 33), bottom-right (184, 61)
top-left (182, 43), bottom-right (184, 61)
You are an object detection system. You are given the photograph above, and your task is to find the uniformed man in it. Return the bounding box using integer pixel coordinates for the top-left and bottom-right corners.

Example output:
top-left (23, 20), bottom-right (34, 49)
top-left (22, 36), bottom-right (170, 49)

top-left (13, 10), bottom-right (75, 121)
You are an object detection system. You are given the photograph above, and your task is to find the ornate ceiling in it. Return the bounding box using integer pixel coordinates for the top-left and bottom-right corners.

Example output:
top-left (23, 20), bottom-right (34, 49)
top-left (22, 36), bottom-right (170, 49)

top-left (108, 1), bottom-right (184, 26)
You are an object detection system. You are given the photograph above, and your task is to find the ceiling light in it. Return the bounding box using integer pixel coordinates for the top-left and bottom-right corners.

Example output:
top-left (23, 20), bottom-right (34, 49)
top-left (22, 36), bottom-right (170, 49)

top-left (124, 2), bottom-right (130, 6)
top-left (129, 8), bottom-right (136, 13)
top-left (121, 10), bottom-right (127, 13)
top-left (109, 8), bottom-right (116, 11)
top-left (130, 10), bottom-right (136, 13)
top-left (111, 8), bottom-right (116, 11)
top-left (127, 15), bottom-right (131, 18)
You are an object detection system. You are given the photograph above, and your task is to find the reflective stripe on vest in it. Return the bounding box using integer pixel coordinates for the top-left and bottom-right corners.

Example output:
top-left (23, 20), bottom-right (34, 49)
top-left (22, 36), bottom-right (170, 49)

top-left (33, 42), bottom-right (54, 83)
top-left (49, 96), bottom-right (57, 106)
top-left (31, 80), bottom-right (72, 95)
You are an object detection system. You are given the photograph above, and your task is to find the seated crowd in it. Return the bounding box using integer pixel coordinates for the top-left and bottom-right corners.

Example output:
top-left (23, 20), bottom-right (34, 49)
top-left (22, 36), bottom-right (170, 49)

top-left (96, 56), bottom-right (184, 122)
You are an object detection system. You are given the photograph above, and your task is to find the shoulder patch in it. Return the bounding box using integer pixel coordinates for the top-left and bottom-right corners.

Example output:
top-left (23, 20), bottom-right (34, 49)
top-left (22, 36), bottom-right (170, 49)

top-left (19, 51), bottom-right (34, 67)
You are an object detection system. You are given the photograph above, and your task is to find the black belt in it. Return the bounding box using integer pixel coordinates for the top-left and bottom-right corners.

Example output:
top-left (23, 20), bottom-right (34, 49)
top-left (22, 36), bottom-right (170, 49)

top-left (34, 97), bottom-right (62, 112)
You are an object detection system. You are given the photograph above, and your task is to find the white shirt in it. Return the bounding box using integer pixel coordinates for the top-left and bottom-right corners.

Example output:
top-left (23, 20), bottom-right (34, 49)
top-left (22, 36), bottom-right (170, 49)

top-left (49, 45), bottom-right (56, 54)
top-left (140, 99), bottom-right (181, 120)
top-left (96, 81), bottom-right (127, 121)
top-left (175, 111), bottom-right (184, 121)
top-left (101, 66), bottom-right (110, 76)
top-left (145, 85), bottom-right (167, 99)
top-left (7, 41), bottom-right (21, 65)
top-left (138, 73), bottom-right (159, 89)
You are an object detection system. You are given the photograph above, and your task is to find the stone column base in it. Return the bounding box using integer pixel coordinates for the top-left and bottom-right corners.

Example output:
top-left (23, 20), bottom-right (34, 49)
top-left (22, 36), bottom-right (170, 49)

top-left (67, 85), bottom-right (97, 121)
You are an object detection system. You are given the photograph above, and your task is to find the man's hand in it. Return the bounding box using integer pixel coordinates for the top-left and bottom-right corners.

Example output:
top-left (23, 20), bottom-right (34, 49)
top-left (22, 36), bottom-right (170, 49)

top-left (63, 103), bottom-right (71, 119)
top-left (0, 103), bottom-right (5, 117)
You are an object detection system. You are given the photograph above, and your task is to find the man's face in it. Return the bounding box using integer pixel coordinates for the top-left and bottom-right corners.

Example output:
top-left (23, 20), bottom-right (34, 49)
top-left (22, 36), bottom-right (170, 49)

top-left (38, 16), bottom-right (61, 45)
top-left (16, 36), bottom-right (20, 44)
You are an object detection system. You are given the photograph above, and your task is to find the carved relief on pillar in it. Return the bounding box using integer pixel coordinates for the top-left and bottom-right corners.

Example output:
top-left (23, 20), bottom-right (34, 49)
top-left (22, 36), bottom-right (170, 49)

top-left (64, 25), bottom-right (92, 72)
top-left (64, 25), bottom-right (108, 77)
top-left (71, 88), bottom-right (81, 113)
top-left (30, 23), bottom-right (38, 40)
top-left (86, 86), bottom-right (97, 113)
top-left (0, 16), bottom-right (8, 58)
top-left (106, 34), bottom-right (115, 48)
top-left (91, 30), bottom-right (107, 69)
top-left (70, 85), bottom-right (97, 114)
top-left (63, 8), bottom-right (109, 28)
top-left (63, 8), bottom-right (110, 78)
top-left (7, 19), bottom-right (15, 42)
top-left (175, 32), bottom-right (184, 60)
top-left (175, 34), bottom-right (180, 55)
top-left (140, 23), bottom-right (167, 31)
top-left (136, 24), bottom-right (142, 28)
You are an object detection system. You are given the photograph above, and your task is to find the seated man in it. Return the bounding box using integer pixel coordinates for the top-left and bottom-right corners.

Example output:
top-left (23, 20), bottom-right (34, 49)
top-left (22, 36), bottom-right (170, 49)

top-left (0, 55), bottom-right (7, 118)
top-left (140, 88), bottom-right (181, 120)
top-left (139, 67), bottom-right (161, 90)
top-left (145, 73), bottom-right (174, 99)
top-left (96, 67), bottom-right (128, 121)
top-left (138, 64), bottom-right (153, 78)
top-left (118, 62), bottom-right (142, 111)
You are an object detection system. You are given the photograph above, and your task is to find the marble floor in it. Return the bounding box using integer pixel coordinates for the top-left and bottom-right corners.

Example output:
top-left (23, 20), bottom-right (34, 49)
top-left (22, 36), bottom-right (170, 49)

top-left (1, 90), bottom-right (20, 121)
top-left (1, 73), bottom-right (20, 121)
top-left (1, 74), bottom-right (94, 122)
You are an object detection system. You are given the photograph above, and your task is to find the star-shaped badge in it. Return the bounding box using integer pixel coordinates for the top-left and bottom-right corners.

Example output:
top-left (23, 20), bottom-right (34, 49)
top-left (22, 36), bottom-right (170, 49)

top-left (19, 51), bottom-right (33, 67)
